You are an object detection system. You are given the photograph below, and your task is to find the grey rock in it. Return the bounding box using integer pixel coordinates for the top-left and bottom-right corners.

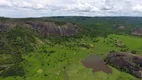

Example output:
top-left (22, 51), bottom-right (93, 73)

top-left (106, 52), bottom-right (142, 78)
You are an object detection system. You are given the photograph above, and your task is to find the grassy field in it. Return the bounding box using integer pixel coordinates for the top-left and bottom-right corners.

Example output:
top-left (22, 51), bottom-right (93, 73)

top-left (0, 34), bottom-right (142, 80)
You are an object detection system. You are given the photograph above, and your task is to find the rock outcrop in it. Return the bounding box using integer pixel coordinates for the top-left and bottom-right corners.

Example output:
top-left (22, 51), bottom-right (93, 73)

top-left (132, 28), bottom-right (142, 36)
top-left (106, 52), bottom-right (142, 78)
top-left (0, 22), bottom-right (17, 33)
top-left (0, 21), bottom-right (78, 36)
top-left (113, 25), bottom-right (125, 30)
top-left (0, 24), bottom-right (9, 32)
top-left (25, 21), bottom-right (77, 36)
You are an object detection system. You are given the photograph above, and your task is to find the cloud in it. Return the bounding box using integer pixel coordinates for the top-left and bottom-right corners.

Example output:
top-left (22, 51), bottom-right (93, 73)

top-left (132, 5), bottom-right (142, 12)
top-left (0, 0), bottom-right (11, 7)
top-left (0, 0), bottom-right (142, 17)
top-left (11, 1), bottom-right (48, 10)
top-left (66, 2), bottom-right (100, 12)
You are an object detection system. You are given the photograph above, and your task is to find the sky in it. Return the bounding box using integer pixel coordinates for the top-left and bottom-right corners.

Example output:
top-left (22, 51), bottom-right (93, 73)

top-left (0, 0), bottom-right (142, 18)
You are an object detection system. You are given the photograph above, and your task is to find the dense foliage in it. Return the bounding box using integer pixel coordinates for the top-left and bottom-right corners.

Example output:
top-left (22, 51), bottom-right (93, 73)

top-left (0, 26), bottom-right (36, 54)
top-left (0, 26), bottom-right (37, 77)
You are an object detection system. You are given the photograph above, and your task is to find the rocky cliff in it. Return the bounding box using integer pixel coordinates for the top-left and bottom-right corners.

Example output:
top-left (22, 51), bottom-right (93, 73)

top-left (106, 52), bottom-right (142, 78)
top-left (25, 21), bottom-right (77, 36)
top-left (0, 20), bottom-right (78, 36)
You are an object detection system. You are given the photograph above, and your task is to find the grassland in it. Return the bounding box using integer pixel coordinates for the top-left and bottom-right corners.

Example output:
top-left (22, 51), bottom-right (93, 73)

top-left (0, 34), bottom-right (142, 80)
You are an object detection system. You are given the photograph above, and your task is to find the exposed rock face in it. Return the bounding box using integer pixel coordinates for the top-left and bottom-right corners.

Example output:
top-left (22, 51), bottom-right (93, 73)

top-left (25, 21), bottom-right (77, 36)
top-left (119, 25), bottom-right (125, 30)
top-left (132, 28), bottom-right (142, 36)
top-left (0, 21), bottom-right (78, 36)
top-left (113, 25), bottom-right (125, 30)
top-left (106, 52), bottom-right (142, 78)
top-left (0, 22), bottom-right (17, 33)
top-left (0, 24), bottom-right (9, 32)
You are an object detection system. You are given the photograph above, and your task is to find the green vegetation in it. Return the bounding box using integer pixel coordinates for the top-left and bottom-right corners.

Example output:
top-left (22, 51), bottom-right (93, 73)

top-left (0, 17), bottom-right (142, 80)
top-left (0, 26), bottom-right (38, 78)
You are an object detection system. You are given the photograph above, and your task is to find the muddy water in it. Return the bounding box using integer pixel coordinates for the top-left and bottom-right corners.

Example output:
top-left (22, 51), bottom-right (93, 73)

top-left (82, 55), bottom-right (112, 74)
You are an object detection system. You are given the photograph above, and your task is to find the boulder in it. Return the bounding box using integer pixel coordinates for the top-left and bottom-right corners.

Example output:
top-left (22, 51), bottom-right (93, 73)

top-left (115, 43), bottom-right (126, 48)
top-left (105, 52), bottom-right (142, 78)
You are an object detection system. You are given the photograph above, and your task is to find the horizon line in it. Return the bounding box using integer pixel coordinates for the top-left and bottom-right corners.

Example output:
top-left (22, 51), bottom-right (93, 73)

top-left (1, 16), bottom-right (142, 19)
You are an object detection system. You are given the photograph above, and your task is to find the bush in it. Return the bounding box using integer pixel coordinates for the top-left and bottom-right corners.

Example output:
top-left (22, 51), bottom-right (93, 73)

top-left (6, 26), bottom-right (36, 54)
top-left (131, 50), bottom-right (137, 54)
top-left (1, 64), bottom-right (25, 77)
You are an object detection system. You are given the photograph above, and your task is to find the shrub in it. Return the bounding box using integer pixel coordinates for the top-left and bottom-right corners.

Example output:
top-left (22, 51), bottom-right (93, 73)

top-left (1, 64), bottom-right (25, 77)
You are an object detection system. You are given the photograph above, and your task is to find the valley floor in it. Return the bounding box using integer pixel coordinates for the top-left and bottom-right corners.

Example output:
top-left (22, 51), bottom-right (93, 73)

top-left (1, 34), bottom-right (142, 80)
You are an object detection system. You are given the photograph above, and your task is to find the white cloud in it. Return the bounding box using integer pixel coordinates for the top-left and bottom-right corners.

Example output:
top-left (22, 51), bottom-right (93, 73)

top-left (0, 0), bottom-right (142, 17)
top-left (66, 2), bottom-right (100, 12)
top-left (132, 5), bottom-right (142, 12)
top-left (0, 0), bottom-right (11, 7)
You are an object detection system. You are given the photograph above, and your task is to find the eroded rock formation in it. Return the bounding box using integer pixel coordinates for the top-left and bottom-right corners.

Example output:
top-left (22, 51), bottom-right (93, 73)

top-left (25, 21), bottom-right (77, 36)
top-left (0, 21), bottom-right (78, 36)
top-left (106, 52), bottom-right (142, 78)
top-left (0, 24), bottom-right (9, 32)
top-left (132, 28), bottom-right (142, 36)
